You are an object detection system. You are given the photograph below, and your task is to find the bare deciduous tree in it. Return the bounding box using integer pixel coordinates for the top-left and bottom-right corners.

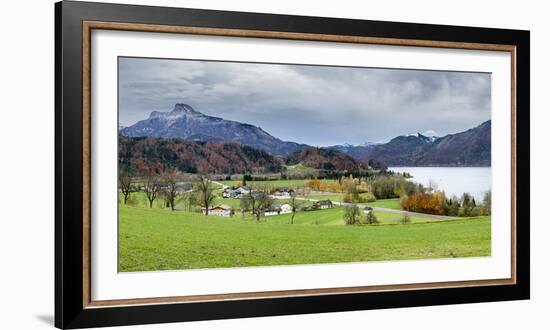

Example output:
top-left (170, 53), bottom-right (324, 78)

top-left (118, 142), bottom-right (135, 205)
top-left (240, 196), bottom-right (252, 218)
top-left (197, 175), bottom-right (215, 216)
top-left (162, 169), bottom-right (180, 211)
top-left (144, 172), bottom-right (160, 208)
top-left (180, 191), bottom-right (197, 212)
top-left (252, 184), bottom-right (273, 221)
top-left (288, 186), bottom-right (309, 224)
top-left (119, 172), bottom-right (134, 205)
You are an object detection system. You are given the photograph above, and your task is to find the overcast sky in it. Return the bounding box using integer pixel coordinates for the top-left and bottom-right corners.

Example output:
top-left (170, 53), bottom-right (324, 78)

top-left (119, 57), bottom-right (491, 146)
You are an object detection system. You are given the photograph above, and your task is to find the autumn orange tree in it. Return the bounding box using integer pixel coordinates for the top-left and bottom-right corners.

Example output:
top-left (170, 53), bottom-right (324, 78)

top-left (400, 191), bottom-right (446, 215)
top-left (330, 181), bottom-right (343, 193)
top-left (305, 178), bottom-right (323, 191)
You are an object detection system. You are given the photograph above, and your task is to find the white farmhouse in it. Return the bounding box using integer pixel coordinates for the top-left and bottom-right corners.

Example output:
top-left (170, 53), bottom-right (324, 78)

top-left (279, 203), bottom-right (292, 214)
top-left (314, 200), bottom-right (333, 209)
top-left (203, 205), bottom-right (233, 217)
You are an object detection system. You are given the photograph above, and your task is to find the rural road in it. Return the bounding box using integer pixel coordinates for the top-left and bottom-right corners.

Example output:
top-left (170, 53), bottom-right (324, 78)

top-left (211, 180), bottom-right (455, 220)
top-left (297, 197), bottom-right (456, 220)
top-left (210, 180), bottom-right (229, 189)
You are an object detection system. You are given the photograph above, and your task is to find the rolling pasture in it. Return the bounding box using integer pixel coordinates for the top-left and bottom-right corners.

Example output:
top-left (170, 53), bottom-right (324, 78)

top-left (119, 203), bottom-right (491, 272)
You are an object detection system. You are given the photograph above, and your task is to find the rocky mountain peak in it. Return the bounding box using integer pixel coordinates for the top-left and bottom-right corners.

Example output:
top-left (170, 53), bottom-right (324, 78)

top-left (148, 103), bottom-right (202, 119)
top-left (170, 103), bottom-right (200, 115)
top-left (120, 103), bottom-right (307, 155)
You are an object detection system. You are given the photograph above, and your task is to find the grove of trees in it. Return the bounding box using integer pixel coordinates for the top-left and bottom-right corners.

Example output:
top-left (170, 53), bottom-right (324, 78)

top-left (400, 191), bottom-right (491, 216)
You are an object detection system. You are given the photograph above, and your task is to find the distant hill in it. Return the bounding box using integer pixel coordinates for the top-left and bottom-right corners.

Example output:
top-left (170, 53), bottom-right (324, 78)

top-left (120, 104), bottom-right (307, 156)
top-left (328, 143), bottom-right (377, 161)
top-left (119, 136), bottom-right (283, 175)
top-left (357, 121), bottom-right (491, 166)
top-left (415, 120), bottom-right (491, 166)
top-left (286, 147), bottom-right (368, 172)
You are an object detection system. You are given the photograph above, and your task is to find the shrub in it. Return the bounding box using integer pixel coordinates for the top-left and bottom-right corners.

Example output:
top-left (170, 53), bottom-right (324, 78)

top-left (127, 194), bottom-right (140, 206)
top-left (357, 192), bottom-right (376, 203)
top-left (445, 197), bottom-right (460, 216)
top-left (364, 211), bottom-right (379, 225)
top-left (369, 175), bottom-right (420, 199)
top-left (470, 206), bottom-right (482, 217)
top-left (343, 205), bottom-right (362, 225)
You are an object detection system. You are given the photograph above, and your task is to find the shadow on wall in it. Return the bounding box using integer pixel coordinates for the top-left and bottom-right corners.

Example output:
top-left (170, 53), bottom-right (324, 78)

top-left (34, 314), bottom-right (54, 326)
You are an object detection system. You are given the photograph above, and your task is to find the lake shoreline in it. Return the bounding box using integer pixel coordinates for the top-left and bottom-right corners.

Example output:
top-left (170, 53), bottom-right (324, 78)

top-left (389, 167), bottom-right (492, 201)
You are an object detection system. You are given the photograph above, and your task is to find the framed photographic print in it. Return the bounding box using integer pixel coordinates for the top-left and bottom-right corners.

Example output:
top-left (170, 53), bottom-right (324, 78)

top-left (55, 1), bottom-right (530, 328)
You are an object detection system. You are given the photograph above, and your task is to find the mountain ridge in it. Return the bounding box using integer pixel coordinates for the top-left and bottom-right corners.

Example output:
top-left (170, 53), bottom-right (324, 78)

top-left (357, 120), bottom-right (491, 166)
top-left (121, 104), bottom-right (491, 167)
top-left (120, 104), bottom-right (307, 156)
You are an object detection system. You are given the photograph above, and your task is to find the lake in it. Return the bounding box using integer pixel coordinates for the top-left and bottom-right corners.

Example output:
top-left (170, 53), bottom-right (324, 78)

top-left (389, 167), bottom-right (491, 201)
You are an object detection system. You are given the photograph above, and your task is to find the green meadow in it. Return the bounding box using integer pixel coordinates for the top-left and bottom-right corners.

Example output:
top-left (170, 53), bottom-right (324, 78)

top-left (119, 203), bottom-right (491, 272)
top-left (364, 198), bottom-right (402, 210)
top-left (306, 195), bottom-right (402, 210)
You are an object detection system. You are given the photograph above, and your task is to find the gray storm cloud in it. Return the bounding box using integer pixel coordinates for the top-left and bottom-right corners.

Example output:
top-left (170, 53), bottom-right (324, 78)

top-left (119, 57), bottom-right (491, 146)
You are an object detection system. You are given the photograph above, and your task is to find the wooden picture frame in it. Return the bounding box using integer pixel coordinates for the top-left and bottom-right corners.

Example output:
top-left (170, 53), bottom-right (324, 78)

top-left (55, 1), bottom-right (530, 328)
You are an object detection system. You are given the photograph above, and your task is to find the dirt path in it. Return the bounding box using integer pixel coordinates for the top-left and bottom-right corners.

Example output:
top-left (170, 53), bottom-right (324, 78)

top-left (210, 180), bottom-right (229, 189)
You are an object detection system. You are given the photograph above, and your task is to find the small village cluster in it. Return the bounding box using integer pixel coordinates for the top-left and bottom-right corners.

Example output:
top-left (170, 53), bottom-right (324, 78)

top-left (201, 185), bottom-right (336, 217)
top-left (221, 186), bottom-right (294, 198)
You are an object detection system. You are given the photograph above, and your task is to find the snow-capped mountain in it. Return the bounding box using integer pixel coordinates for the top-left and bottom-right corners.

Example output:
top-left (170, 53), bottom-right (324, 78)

top-left (364, 121), bottom-right (491, 166)
top-left (405, 132), bottom-right (438, 143)
top-left (327, 122), bottom-right (490, 166)
top-left (121, 103), bottom-right (490, 166)
top-left (120, 104), bottom-right (307, 156)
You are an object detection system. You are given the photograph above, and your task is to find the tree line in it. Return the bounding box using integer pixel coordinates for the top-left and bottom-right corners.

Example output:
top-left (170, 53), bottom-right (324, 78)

top-left (120, 166), bottom-right (312, 224)
top-left (401, 191), bottom-right (491, 217)
top-left (119, 166), bottom-right (216, 213)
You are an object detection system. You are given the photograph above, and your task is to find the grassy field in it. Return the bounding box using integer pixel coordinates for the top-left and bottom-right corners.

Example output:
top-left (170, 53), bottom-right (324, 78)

top-left (365, 198), bottom-right (402, 210)
top-left (266, 207), bottom-right (448, 225)
top-left (119, 204), bottom-right (490, 272)
top-left (307, 194), bottom-right (402, 210)
top-left (307, 193), bottom-right (345, 202)
top-left (284, 163), bottom-right (319, 177)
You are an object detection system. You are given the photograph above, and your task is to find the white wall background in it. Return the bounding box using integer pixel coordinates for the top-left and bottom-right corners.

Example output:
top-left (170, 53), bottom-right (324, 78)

top-left (0, 0), bottom-right (545, 329)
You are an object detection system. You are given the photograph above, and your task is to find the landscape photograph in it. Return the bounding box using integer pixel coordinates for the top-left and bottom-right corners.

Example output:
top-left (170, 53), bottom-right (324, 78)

top-left (117, 57), bottom-right (492, 272)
